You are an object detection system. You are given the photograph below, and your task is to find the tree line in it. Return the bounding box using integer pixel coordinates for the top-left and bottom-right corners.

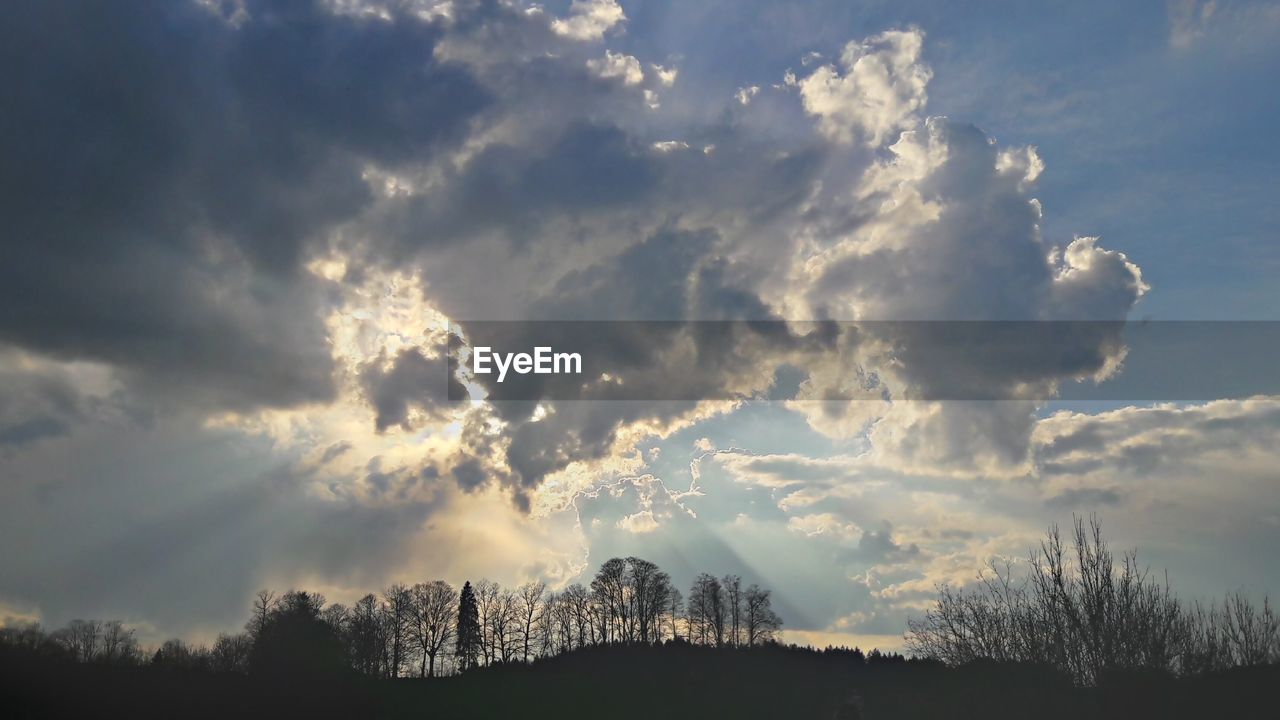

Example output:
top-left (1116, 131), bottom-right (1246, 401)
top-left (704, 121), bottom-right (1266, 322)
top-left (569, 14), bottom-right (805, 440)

top-left (907, 516), bottom-right (1279, 684)
top-left (0, 556), bottom-right (781, 679)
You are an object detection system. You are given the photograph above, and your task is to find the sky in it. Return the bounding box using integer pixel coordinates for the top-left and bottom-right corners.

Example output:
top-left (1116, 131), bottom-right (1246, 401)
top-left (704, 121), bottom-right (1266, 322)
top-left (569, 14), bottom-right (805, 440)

top-left (1, 0), bottom-right (1279, 650)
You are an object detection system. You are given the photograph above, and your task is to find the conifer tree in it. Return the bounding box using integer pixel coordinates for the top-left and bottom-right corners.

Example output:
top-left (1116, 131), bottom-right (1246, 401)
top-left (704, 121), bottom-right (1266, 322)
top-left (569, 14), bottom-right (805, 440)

top-left (455, 581), bottom-right (482, 671)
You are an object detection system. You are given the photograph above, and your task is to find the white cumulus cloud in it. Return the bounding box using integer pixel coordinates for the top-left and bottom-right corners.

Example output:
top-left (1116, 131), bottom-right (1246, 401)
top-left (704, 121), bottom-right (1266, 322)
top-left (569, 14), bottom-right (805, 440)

top-left (798, 28), bottom-right (932, 146)
top-left (551, 0), bottom-right (625, 41)
top-left (587, 50), bottom-right (644, 85)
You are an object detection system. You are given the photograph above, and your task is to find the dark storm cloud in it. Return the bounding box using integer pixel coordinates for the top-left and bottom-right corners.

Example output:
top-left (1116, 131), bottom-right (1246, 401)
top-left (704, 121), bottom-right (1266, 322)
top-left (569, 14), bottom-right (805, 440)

top-left (0, 353), bottom-right (132, 451)
top-left (0, 366), bottom-right (83, 449)
top-left (0, 418), bottom-right (67, 450)
top-left (361, 347), bottom-right (462, 432)
top-left (450, 458), bottom-right (488, 492)
top-left (369, 121), bottom-right (660, 259)
top-left (847, 525), bottom-right (922, 565)
top-left (0, 0), bottom-right (487, 410)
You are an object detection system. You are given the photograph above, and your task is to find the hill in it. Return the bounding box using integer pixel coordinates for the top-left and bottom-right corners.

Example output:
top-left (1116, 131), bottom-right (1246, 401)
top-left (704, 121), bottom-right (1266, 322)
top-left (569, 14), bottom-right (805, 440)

top-left (3, 641), bottom-right (1275, 719)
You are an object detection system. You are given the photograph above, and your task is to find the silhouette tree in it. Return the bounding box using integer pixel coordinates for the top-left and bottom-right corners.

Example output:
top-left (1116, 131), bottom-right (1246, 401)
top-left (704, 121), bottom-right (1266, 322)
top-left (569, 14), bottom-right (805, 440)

top-left (321, 602), bottom-right (350, 633)
top-left (13, 544), bottom-right (1280, 720)
top-left (562, 583), bottom-right (592, 648)
top-left (210, 632), bottom-right (252, 673)
top-left (0, 622), bottom-right (63, 659)
top-left (629, 557), bottom-right (671, 644)
top-left (688, 573), bottom-right (726, 646)
top-left (455, 581), bottom-right (482, 671)
top-left (99, 620), bottom-right (142, 664)
top-left (347, 593), bottom-right (385, 676)
top-left (381, 584), bottom-right (414, 678)
top-left (474, 579), bottom-right (500, 665)
top-left (248, 590), bottom-right (349, 680)
top-left (744, 585), bottom-right (782, 646)
top-left (245, 590), bottom-right (278, 640)
top-left (411, 580), bottom-right (457, 677)
top-left (152, 638), bottom-right (202, 670)
top-left (666, 587), bottom-right (685, 643)
top-left (543, 590), bottom-right (570, 654)
top-left (56, 619), bottom-right (101, 662)
top-left (517, 581), bottom-right (545, 663)
top-left (591, 558), bottom-right (628, 643)
top-left (490, 587), bottom-right (519, 663)
top-left (907, 516), bottom-right (1279, 684)
top-left (723, 574), bottom-right (743, 646)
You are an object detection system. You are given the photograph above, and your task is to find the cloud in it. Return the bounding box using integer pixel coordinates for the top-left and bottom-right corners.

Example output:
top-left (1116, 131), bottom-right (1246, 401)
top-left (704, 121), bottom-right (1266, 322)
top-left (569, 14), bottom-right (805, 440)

top-left (1033, 397), bottom-right (1280, 477)
top-left (360, 347), bottom-right (460, 432)
top-left (617, 510), bottom-right (661, 534)
top-left (798, 29), bottom-right (932, 146)
top-left (1169, 0), bottom-right (1218, 49)
top-left (588, 50), bottom-right (644, 85)
top-left (651, 63), bottom-right (678, 87)
top-left (318, 441), bottom-right (353, 465)
top-left (782, 117), bottom-right (1145, 473)
top-left (0, 1), bottom-right (1153, 504)
top-left (0, 0), bottom-right (487, 411)
top-left (673, 397), bottom-right (1280, 640)
top-left (1046, 487), bottom-right (1123, 509)
top-left (384, 10), bottom-right (1149, 495)
top-left (787, 513), bottom-right (860, 539)
top-left (551, 0), bottom-right (625, 41)
top-left (850, 524), bottom-right (922, 565)
top-left (0, 349), bottom-right (126, 451)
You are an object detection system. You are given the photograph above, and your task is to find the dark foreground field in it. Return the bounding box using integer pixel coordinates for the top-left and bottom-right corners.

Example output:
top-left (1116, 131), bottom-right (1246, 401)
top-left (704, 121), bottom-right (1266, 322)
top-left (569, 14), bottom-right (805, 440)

top-left (2, 642), bottom-right (1275, 720)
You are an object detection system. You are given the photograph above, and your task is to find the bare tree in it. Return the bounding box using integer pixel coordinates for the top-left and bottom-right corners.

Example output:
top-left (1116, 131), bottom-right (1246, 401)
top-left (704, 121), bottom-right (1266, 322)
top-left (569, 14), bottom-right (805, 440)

top-left (210, 632), bottom-right (253, 673)
top-left (688, 574), bottom-right (725, 646)
top-left (744, 584), bottom-right (782, 646)
top-left (0, 622), bottom-right (48, 653)
top-left (57, 619), bottom-right (102, 662)
top-left (489, 588), bottom-right (519, 663)
top-left (34, 559), bottom-right (794, 682)
top-left (591, 558), bottom-right (628, 643)
top-left (723, 574), bottom-right (743, 647)
top-left (536, 591), bottom-right (557, 658)
top-left (629, 558), bottom-right (671, 644)
top-left (562, 583), bottom-right (592, 649)
top-left (518, 581), bottom-right (546, 663)
top-left (906, 516), bottom-right (1274, 685)
top-left (474, 579), bottom-right (500, 665)
top-left (410, 580), bottom-right (457, 677)
top-left (246, 590), bottom-right (279, 640)
top-left (321, 602), bottom-right (350, 633)
top-left (381, 583), bottom-right (415, 678)
top-left (666, 587), bottom-right (685, 643)
top-left (543, 591), bottom-right (570, 654)
top-left (152, 638), bottom-right (211, 670)
top-left (99, 620), bottom-right (142, 664)
top-left (1221, 592), bottom-right (1279, 666)
top-left (349, 593), bottom-right (387, 676)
